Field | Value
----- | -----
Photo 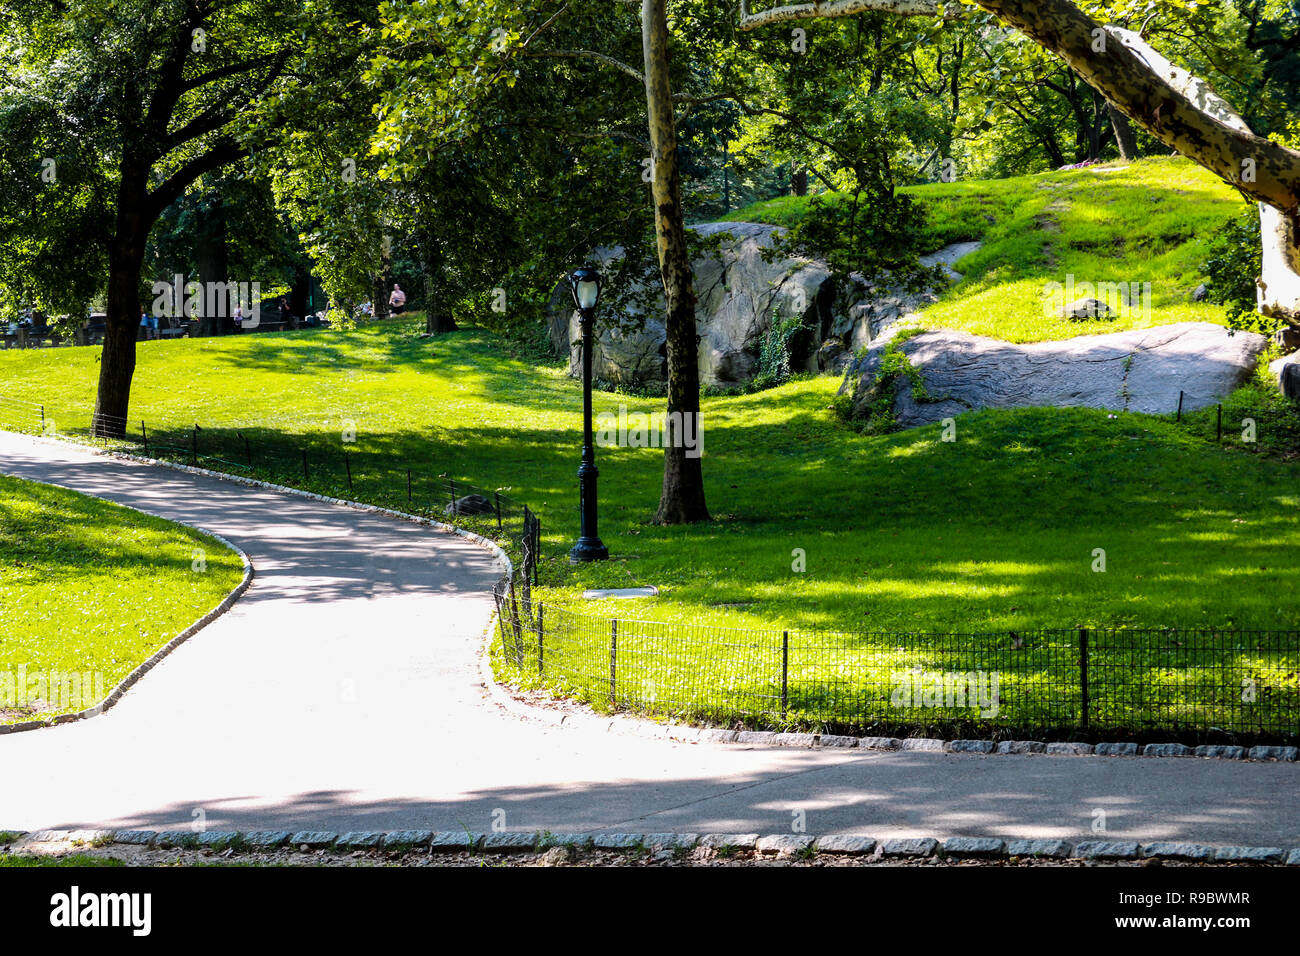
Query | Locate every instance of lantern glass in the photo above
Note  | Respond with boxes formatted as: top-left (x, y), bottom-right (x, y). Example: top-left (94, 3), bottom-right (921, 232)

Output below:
top-left (575, 279), bottom-right (600, 311)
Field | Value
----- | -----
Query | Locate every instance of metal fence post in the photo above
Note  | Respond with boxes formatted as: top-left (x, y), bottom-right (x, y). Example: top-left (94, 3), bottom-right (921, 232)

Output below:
top-left (537, 603), bottom-right (545, 676)
top-left (345, 450), bottom-right (353, 492)
top-left (242, 432), bottom-right (252, 468)
top-left (39, 405), bottom-right (45, 433)
top-left (448, 477), bottom-right (456, 511)
top-left (301, 448), bottom-right (309, 481)
top-left (191, 424), bottom-right (198, 464)
top-left (1176, 390), bottom-right (1184, 422)
top-left (141, 421), bottom-right (149, 458)
top-left (1079, 627), bottom-right (1090, 730)
top-left (493, 491), bottom-right (503, 532)
top-left (610, 619), bottom-right (618, 707)
top-left (407, 468), bottom-right (412, 504)
top-left (781, 630), bottom-right (789, 721)
top-left (1216, 404), bottom-right (1223, 442)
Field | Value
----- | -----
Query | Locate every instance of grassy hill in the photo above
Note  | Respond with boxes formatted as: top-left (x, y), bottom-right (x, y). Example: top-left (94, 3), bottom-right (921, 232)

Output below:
top-left (724, 156), bottom-right (1246, 343)
top-left (2, 318), bottom-right (1297, 638)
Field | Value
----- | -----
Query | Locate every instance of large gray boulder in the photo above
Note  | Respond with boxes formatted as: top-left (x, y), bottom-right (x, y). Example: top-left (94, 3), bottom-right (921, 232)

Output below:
top-left (841, 322), bottom-right (1268, 428)
top-left (548, 222), bottom-right (833, 389)
top-left (546, 223), bottom-right (980, 390)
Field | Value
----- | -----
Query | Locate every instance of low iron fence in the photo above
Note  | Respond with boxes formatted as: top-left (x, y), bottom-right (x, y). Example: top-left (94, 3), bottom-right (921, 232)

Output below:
top-left (494, 607), bottom-right (1300, 743)
top-left (1172, 391), bottom-right (1300, 450)
top-left (0, 394), bottom-right (540, 590)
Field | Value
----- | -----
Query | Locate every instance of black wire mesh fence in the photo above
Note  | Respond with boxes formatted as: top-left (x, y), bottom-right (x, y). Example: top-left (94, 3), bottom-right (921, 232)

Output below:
top-left (494, 605), bottom-right (1300, 744)
top-left (1172, 391), bottom-right (1300, 452)
top-left (0, 392), bottom-right (540, 584)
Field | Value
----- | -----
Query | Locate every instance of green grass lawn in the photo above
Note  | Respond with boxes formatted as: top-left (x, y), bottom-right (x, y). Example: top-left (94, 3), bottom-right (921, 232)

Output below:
top-left (2, 319), bottom-right (1295, 638)
top-left (1, 154), bottom-right (1295, 735)
top-left (725, 156), bottom-right (1243, 343)
top-left (0, 474), bottom-right (244, 724)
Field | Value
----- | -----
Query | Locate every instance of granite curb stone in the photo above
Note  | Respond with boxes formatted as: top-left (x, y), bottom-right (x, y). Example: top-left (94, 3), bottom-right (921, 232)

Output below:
top-left (1006, 839), bottom-right (1074, 859)
top-left (881, 838), bottom-right (939, 858)
top-left (1075, 841), bottom-right (1141, 860)
top-left (1215, 845), bottom-right (1284, 863)
top-left (1046, 742), bottom-right (1094, 756)
top-left (592, 833), bottom-right (644, 850)
top-left (755, 834), bottom-right (814, 856)
top-left (381, 830), bottom-right (433, 849)
top-left (699, 833), bottom-right (758, 850)
top-left (1195, 745), bottom-right (1245, 759)
top-left (948, 740), bottom-right (995, 754)
top-left (643, 833), bottom-right (699, 850)
top-left (813, 835), bottom-right (877, 855)
top-left (1248, 746), bottom-right (1297, 761)
top-left (997, 741), bottom-right (1046, 754)
top-left (1094, 743), bottom-right (1138, 756)
top-left (430, 831), bottom-right (482, 851)
top-left (480, 832), bottom-right (539, 852)
top-left (1143, 743), bottom-right (1192, 758)
top-left (942, 837), bottom-right (1006, 857)
top-left (900, 738), bottom-right (946, 752)
top-left (244, 831), bottom-right (293, 847)
top-left (337, 832), bottom-right (385, 849)
top-left (1141, 842), bottom-right (1216, 861)
top-left (290, 831), bottom-right (339, 849)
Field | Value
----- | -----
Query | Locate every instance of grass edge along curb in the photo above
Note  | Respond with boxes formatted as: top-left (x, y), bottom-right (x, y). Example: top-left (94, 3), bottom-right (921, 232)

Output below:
top-left (3, 829), bottom-right (1298, 865)
top-left (0, 472), bottom-right (253, 735)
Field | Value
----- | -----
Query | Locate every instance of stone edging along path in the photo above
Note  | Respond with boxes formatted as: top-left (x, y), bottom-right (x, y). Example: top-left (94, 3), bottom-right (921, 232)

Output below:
top-left (4, 828), bottom-right (1299, 865)
top-left (0, 474), bottom-right (254, 736)
top-left (13, 434), bottom-right (1300, 766)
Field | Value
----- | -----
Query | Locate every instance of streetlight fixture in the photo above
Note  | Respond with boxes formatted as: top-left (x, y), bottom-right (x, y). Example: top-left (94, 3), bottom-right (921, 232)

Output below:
top-left (567, 265), bottom-right (609, 563)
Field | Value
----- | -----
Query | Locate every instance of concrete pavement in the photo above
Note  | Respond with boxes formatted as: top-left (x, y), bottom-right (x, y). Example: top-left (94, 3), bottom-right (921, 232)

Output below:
top-left (1, 431), bottom-right (1297, 846)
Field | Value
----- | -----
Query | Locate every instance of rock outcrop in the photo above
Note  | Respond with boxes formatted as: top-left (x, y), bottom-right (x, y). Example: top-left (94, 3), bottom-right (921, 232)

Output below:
top-left (841, 322), bottom-right (1268, 429)
top-left (546, 222), bottom-right (979, 390)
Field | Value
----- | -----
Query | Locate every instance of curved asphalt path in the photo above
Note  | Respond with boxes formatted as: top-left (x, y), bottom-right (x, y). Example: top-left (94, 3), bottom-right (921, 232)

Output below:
top-left (1, 431), bottom-right (1297, 846)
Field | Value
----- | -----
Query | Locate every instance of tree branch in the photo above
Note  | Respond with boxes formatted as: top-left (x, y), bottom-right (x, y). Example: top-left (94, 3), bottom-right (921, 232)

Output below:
top-left (738, 0), bottom-right (955, 30)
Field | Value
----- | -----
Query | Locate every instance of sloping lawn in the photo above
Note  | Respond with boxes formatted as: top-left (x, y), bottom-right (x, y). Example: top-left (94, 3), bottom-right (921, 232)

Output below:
top-left (1, 320), bottom-right (1296, 635)
top-left (0, 474), bottom-right (244, 724)
top-left (3, 318), bottom-right (1297, 735)
top-left (726, 155), bottom-right (1243, 343)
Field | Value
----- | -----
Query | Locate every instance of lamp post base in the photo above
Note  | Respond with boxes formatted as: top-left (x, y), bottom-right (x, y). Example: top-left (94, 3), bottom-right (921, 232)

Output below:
top-left (569, 538), bottom-right (609, 564)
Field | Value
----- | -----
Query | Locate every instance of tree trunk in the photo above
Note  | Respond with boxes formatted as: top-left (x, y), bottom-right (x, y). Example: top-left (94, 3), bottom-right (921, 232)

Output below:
top-left (94, 244), bottom-right (145, 438)
top-left (1108, 103), bottom-right (1138, 160)
top-left (375, 233), bottom-right (392, 321)
top-left (643, 0), bottom-right (709, 524)
top-left (1260, 203), bottom-right (1300, 327)
top-left (195, 200), bottom-right (228, 336)
top-left (420, 232), bottom-right (457, 334)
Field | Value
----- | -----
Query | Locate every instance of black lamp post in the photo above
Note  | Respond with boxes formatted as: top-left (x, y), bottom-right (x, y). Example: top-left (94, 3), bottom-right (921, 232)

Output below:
top-left (568, 265), bottom-right (609, 563)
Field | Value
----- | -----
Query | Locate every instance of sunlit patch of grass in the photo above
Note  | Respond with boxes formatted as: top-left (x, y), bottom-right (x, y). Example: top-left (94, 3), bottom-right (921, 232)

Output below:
top-left (0, 475), bottom-right (243, 723)
top-left (728, 156), bottom-right (1242, 343)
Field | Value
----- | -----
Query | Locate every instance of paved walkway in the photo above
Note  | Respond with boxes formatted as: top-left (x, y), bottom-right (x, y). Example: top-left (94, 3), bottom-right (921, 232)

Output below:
top-left (1, 432), bottom-right (1297, 845)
